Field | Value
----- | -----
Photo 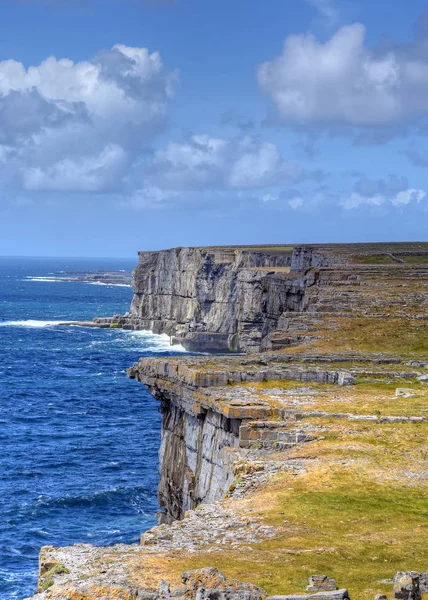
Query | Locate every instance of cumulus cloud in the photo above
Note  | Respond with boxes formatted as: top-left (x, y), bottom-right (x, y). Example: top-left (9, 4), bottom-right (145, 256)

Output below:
top-left (257, 23), bottom-right (428, 133)
top-left (24, 144), bottom-right (129, 192)
top-left (340, 175), bottom-right (426, 209)
top-left (0, 44), bottom-right (177, 192)
top-left (266, 176), bottom-right (427, 213)
top-left (289, 196), bottom-right (305, 210)
top-left (121, 134), bottom-right (325, 209)
top-left (354, 175), bottom-right (410, 197)
top-left (342, 177), bottom-right (426, 209)
top-left (126, 186), bottom-right (179, 210)
top-left (261, 193), bottom-right (279, 203)
top-left (145, 134), bottom-right (306, 191)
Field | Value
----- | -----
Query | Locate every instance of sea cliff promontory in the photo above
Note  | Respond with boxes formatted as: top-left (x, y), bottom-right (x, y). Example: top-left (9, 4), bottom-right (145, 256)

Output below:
top-left (28, 243), bottom-right (428, 600)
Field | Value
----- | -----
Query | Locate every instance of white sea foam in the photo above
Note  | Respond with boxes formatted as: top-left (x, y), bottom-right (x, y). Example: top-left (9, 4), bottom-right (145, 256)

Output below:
top-left (24, 277), bottom-right (131, 287)
top-left (124, 330), bottom-right (188, 353)
top-left (0, 320), bottom-right (64, 328)
top-left (24, 276), bottom-right (61, 283)
top-left (88, 282), bottom-right (132, 288)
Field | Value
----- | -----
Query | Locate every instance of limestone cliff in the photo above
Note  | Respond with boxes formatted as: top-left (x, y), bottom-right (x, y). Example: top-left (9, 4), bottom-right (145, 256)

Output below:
top-left (85, 242), bottom-right (428, 354)
top-left (128, 246), bottom-right (294, 353)
top-left (28, 242), bottom-right (428, 600)
top-left (127, 354), bottom-right (356, 522)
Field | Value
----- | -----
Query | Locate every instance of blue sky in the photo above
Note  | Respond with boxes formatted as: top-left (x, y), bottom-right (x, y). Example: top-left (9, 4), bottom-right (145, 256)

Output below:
top-left (0, 0), bottom-right (427, 256)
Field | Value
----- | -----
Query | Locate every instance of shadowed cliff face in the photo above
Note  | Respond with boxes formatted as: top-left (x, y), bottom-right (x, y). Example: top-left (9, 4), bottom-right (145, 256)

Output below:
top-left (158, 401), bottom-right (239, 522)
top-left (129, 246), bottom-right (300, 353)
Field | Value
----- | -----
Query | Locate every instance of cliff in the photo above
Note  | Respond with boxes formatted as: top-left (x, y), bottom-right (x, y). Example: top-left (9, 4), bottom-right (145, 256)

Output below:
top-left (76, 242), bottom-right (428, 355)
top-left (127, 354), bottom-right (356, 522)
top-left (28, 351), bottom-right (428, 600)
top-left (27, 242), bottom-right (428, 600)
top-left (128, 246), bottom-right (295, 352)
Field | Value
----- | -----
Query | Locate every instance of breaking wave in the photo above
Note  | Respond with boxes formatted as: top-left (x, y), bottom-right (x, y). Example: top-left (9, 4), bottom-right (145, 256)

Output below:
top-left (124, 330), bottom-right (187, 353)
top-left (24, 276), bottom-right (61, 282)
top-left (0, 319), bottom-right (65, 328)
top-left (24, 277), bottom-right (131, 287)
top-left (88, 282), bottom-right (131, 288)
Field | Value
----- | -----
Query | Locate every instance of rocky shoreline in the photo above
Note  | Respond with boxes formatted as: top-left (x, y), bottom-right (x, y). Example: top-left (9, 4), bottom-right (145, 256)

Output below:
top-left (26, 243), bottom-right (428, 600)
top-left (33, 270), bottom-right (133, 287)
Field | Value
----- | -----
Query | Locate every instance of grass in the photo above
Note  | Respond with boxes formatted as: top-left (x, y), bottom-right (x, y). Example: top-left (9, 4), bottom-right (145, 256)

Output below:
top-left (299, 317), bottom-right (428, 357)
top-left (40, 563), bottom-right (70, 591)
top-left (160, 468), bottom-right (428, 599)
top-left (398, 255), bottom-right (428, 264)
top-left (48, 585), bottom-right (138, 599)
top-left (350, 254), bottom-right (396, 265)
top-left (242, 245), bottom-right (294, 256)
top-left (150, 417), bottom-right (428, 600)
top-left (245, 378), bottom-right (428, 418)
top-left (348, 252), bottom-right (428, 264)
top-left (41, 372), bottom-right (428, 600)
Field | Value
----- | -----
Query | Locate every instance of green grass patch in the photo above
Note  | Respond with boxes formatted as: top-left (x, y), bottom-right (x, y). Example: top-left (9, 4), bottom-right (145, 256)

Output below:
top-left (168, 468), bottom-right (428, 600)
top-left (40, 563), bottom-right (70, 591)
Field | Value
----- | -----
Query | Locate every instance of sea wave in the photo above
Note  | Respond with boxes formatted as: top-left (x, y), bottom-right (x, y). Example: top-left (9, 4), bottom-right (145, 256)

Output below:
top-left (0, 320), bottom-right (65, 328)
top-left (35, 485), bottom-right (151, 509)
top-left (88, 282), bottom-right (132, 288)
top-left (24, 276), bottom-right (61, 283)
top-left (124, 330), bottom-right (187, 353)
top-left (24, 276), bottom-right (131, 287)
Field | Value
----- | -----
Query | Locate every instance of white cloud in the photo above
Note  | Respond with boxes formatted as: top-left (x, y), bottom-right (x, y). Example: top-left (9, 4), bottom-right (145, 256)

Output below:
top-left (342, 188), bottom-right (426, 209)
top-left (257, 23), bottom-right (428, 129)
top-left (261, 193), bottom-right (279, 203)
top-left (341, 193), bottom-right (385, 210)
top-left (120, 134), bottom-right (320, 210)
top-left (392, 188), bottom-right (426, 206)
top-left (289, 196), bottom-right (304, 210)
top-left (146, 134), bottom-right (304, 192)
top-left (126, 186), bottom-right (179, 209)
top-left (24, 144), bottom-right (129, 192)
top-left (0, 44), bottom-right (177, 193)
top-left (0, 45), bottom-right (175, 123)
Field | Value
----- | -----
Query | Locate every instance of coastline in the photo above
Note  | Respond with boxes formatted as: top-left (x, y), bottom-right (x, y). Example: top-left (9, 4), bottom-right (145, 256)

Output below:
top-left (26, 243), bottom-right (428, 600)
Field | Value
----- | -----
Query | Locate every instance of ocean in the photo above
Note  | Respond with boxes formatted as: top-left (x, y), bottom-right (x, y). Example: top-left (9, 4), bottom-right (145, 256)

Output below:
top-left (0, 257), bottom-right (186, 600)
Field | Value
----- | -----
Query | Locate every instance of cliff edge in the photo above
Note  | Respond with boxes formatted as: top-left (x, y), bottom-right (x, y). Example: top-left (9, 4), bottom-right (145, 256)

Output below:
top-left (27, 242), bottom-right (428, 600)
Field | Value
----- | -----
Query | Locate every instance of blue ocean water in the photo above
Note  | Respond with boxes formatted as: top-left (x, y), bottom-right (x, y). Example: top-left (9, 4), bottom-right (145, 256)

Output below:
top-left (0, 257), bottom-right (186, 600)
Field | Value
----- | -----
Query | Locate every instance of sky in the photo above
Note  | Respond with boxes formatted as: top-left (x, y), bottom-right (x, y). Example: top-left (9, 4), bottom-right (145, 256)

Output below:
top-left (0, 0), bottom-right (428, 257)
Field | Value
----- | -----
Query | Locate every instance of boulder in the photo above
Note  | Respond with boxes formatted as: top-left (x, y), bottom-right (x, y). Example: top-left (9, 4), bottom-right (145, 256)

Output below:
top-left (307, 576), bottom-right (337, 592)
top-left (181, 569), bottom-right (267, 600)
top-left (393, 573), bottom-right (421, 600)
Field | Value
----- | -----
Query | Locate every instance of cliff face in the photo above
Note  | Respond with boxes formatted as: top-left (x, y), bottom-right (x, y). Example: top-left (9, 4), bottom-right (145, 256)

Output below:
top-left (123, 243), bottom-right (428, 353)
top-left (69, 242), bottom-right (428, 354)
top-left (127, 355), bottom-right (356, 522)
top-left (157, 401), bottom-right (239, 522)
top-left (128, 247), bottom-right (296, 352)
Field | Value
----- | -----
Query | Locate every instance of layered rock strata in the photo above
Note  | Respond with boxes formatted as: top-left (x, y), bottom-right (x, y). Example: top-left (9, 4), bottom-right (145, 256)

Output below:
top-left (63, 243), bottom-right (428, 353)
top-left (127, 354), bottom-right (359, 521)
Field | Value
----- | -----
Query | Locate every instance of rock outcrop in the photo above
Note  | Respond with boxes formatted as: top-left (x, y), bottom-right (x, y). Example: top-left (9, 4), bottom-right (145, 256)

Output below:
top-left (127, 354), bottom-right (360, 521)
